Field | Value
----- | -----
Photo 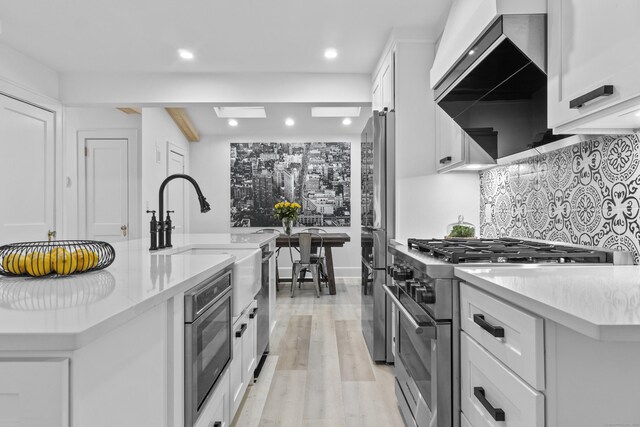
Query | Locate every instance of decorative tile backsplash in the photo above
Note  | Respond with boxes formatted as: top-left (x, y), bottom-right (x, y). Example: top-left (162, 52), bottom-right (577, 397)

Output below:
top-left (479, 134), bottom-right (640, 263)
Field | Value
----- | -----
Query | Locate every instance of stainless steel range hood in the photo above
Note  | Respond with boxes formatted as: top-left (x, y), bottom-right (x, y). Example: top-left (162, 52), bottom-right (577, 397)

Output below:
top-left (434, 14), bottom-right (568, 160)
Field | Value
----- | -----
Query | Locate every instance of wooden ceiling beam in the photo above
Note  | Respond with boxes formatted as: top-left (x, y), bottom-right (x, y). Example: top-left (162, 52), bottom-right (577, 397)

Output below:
top-left (117, 107), bottom-right (141, 115)
top-left (165, 107), bottom-right (200, 142)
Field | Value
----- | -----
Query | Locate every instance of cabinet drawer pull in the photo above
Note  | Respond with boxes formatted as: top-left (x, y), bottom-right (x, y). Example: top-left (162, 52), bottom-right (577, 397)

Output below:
top-left (235, 323), bottom-right (248, 338)
top-left (569, 85), bottom-right (614, 109)
top-left (474, 387), bottom-right (505, 421)
top-left (473, 314), bottom-right (505, 338)
top-left (249, 307), bottom-right (259, 319)
top-left (439, 156), bottom-right (452, 164)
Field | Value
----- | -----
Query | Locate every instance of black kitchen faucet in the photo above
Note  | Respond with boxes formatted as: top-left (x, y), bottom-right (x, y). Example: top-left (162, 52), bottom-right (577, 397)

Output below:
top-left (147, 174), bottom-right (211, 251)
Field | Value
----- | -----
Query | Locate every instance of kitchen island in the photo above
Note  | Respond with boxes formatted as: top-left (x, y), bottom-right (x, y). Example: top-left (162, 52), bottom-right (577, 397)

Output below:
top-left (456, 265), bottom-right (640, 427)
top-left (0, 233), bottom-right (276, 427)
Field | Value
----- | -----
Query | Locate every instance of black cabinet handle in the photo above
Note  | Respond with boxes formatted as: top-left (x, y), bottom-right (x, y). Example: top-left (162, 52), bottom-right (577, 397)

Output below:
top-left (235, 323), bottom-right (247, 338)
top-left (569, 85), bottom-right (614, 109)
top-left (439, 156), bottom-right (452, 165)
top-left (249, 307), bottom-right (259, 319)
top-left (474, 387), bottom-right (505, 421)
top-left (473, 314), bottom-right (505, 338)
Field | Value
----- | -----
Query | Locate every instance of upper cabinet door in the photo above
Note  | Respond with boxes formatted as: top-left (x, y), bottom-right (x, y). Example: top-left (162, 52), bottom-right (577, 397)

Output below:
top-left (436, 105), bottom-right (465, 171)
top-left (0, 95), bottom-right (55, 244)
top-left (372, 50), bottom-right (395, 112)
top-left (379, 52), bottom-right (395, 111)
top-left (548, 0), bottom-right (640, 133)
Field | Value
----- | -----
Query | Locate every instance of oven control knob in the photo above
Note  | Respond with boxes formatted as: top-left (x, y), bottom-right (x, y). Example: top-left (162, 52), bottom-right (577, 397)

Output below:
top-left (405, 269), bottom-right (414, 281)
top-left (395, 268), bottom-right (413, 281)
top-left (407, 281), bottom-right (420, 297)
top-left (416, 287), bottom-right (435, 304)
top-left (394, 267), bottom-right (411, 281)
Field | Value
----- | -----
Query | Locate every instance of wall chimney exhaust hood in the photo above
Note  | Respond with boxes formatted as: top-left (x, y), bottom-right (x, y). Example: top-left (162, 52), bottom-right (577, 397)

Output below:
top-left (431, 0), bottom-right (568, 162)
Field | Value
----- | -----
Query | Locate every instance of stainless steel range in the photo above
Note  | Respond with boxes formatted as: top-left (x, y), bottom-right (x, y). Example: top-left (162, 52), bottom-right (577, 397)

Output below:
top-left (387, 238), bottom-right (632, 427)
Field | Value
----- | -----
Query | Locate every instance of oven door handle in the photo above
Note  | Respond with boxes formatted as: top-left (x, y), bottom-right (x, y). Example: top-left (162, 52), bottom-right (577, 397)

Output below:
top-left (383, 284), bottom-right (437, 337)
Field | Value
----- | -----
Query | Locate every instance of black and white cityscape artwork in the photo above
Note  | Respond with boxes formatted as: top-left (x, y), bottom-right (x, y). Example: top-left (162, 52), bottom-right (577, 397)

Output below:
top-left (230, 142), bottom-right (351, 227)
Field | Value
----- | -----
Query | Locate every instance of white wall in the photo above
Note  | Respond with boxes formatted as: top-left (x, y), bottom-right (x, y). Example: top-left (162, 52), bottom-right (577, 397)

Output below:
top-left (189, 134), bottom-right (361, 278)
top-left (393, 41), bottom-right (480, 242)
top-left (62, 107), bottom-right (142, 238)
top-left (0, 42), bottom-right (59, 100)
top-left (141, 108), bottom-right (191, 231)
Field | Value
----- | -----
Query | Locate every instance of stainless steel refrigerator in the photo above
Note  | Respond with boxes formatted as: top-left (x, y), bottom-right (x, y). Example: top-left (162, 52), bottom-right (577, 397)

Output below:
top-left (361, 110), bottom-right (395, 363)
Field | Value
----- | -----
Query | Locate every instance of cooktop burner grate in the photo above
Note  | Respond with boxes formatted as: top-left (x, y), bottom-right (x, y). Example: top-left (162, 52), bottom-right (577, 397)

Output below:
top-left (407, 238), bottom-right (608, 264)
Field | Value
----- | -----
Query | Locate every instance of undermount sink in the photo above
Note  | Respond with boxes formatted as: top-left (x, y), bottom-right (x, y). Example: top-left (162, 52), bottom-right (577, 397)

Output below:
top-left (169, 246), bottom-right (261, 317)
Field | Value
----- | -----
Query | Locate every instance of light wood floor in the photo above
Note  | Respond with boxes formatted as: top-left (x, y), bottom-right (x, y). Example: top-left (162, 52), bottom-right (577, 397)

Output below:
top-left (232, 278), bottom-right (405, 427)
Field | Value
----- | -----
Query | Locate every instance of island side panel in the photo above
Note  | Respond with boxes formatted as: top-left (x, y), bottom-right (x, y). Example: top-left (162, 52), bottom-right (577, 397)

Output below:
top-left (71, 301), bottom-right (170, 427)
top-left (546, 321), bottom-right (640, 427)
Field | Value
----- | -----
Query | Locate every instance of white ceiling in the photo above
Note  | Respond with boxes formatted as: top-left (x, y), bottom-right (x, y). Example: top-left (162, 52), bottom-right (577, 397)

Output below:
top-left (0, 0), bottom-right (452, 74)
top-left (184, 103), bottom-right (371, 137)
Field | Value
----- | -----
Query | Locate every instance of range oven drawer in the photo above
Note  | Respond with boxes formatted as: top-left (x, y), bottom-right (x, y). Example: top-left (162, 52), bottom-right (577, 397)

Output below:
top-left (460, 283), bottom-right (545, 390)
top-left (461, 331), bottom-right (544, 427)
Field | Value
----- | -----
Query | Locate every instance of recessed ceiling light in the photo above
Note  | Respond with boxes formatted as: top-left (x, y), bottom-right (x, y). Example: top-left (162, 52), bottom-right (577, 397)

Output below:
top-left (178, 49), bottom-right (194, 60)
top-left (214, 106), bottom-right (267, 118)
top-left (635, 110), bottom-right (640, 117)
top-left (324, 48), bottom-right (338, 59)
top-left (228, 119), bottom-right (238, 127)
top-left (285, 118), bottom-right (295, 127)
top-left (468, 49), bottom-right (475, 56)
top-left (342, 118), bottom-right (352, 126)
top-left (312, 107), bottom-right (361, 117)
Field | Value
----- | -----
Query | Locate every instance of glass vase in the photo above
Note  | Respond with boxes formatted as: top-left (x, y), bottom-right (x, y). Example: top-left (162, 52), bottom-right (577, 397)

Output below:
top-left (282, 218), bottom-right (293, 235)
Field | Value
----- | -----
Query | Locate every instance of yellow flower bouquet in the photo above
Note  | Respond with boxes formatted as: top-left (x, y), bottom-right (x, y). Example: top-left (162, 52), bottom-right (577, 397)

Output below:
top-left (273, 201), bottom-right (301, 221)
top-left (274, 201), bottom-right (301, 235)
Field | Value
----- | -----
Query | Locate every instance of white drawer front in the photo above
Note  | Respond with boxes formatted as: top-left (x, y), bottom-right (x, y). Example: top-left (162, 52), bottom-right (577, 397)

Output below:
top-left (461, 332), bottom-right (544, 427)
top-left (460, 283), bottom-right (544, 390)
top-left (461, 411), bottom-right (473, 427)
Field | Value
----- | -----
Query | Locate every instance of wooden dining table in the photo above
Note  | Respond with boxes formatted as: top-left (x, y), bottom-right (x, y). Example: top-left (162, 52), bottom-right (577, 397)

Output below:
top-left (275, 232), bottom-right (351, 295)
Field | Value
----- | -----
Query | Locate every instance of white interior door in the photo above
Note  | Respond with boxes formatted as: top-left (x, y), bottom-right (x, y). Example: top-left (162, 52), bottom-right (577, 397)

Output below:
top-left (0, 94), bottom-right (55, 245)
top-left (166, 148), bottom-right (186, 234)
top-left (86, 139), bottom-right (129, 242)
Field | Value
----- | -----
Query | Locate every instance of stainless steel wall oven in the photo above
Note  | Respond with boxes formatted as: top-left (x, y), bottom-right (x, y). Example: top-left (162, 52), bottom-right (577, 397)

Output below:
top-left (184, 267), bottom-right (233, 427)
top-left (384, 266), bottom-right (453, 427)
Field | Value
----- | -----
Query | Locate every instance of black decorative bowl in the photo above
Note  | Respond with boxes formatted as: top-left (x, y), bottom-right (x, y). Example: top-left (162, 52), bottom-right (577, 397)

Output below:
top-left (0, 240), bottom-right (116, 277)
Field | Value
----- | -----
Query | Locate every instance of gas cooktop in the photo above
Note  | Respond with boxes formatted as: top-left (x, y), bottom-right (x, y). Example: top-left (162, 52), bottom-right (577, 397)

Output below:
top-left (407, 238), bottom-right (609, 264)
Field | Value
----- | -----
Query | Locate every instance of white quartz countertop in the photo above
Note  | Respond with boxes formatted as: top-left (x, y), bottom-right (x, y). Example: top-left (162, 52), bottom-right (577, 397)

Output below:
top-left (455, 265), bottom-right (640, 342)
top-left (0, 233), bottom-right (276, 351)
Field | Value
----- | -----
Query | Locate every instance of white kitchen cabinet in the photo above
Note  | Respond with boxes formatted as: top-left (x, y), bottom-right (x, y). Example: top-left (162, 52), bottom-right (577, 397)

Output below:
top-left (0, 359), bottom-right (69, 427)
top-left (461, 332), bottom-right (544, 427)
top-left (269, 241), bottom-right (277, 335)
top-left (436, 106), bottom-right (495, 172)
top-left (548, 0), bottom-right (640, 133)
top-left (229, 300), bottom-right (257, 420)
top-left (372, 50), bottom-right (394, 112)
top-left (460, 284), bottom-right (545, 390)
top-left (243, 302), bottom-right (257, 381)
top-left (436, 105), bottom-right (465, 171)
top-left (194, 370), bottom-right (230, 427)
top-left (460, 277), bottom-right (640, 427)
top-left (372, 79), bottom-right (382, 112)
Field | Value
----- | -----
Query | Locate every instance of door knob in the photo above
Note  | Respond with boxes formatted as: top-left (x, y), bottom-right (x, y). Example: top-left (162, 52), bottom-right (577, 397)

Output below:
top-left (121, 225), bottom-right (128, 237)
top-left (47, 230), bottom-right (56, 242)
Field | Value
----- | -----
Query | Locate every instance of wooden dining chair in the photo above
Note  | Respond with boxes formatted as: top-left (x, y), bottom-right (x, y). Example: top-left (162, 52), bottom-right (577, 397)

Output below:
top-left (301, 227), bottom-right (329, 287)
top-left (254, 228), bottom-right (282, 290)
top-left (290, 232), bottom-right (323, 298)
